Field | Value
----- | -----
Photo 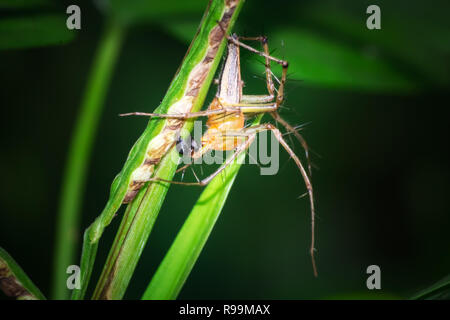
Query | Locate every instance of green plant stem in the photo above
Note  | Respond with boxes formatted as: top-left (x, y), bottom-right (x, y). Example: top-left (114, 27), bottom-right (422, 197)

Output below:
top-left (51, 19), bottom-right (125, 300)
top-left (91, 0), bottom-right (244, 300)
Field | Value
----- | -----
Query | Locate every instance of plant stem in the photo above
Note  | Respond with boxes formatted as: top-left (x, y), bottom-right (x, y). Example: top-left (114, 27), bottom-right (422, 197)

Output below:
top-left (91, 0), bottom-right (244, 300)
top-left (91, 149), bottom-right (180, 300)
top-left (51, 19), bottom-right (125, 300)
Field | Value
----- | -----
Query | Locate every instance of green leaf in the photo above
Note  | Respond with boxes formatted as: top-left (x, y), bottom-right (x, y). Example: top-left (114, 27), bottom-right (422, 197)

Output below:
top-left (0, 247), bottom-right (46, 300)
top-left (141, 112), bottom-right (260, 300)
top-left (0, 0), bottom-right (52, 9)
top-left (0, 14), bottom-right (75, 50)
top-left (109, 0), bottom-right (206, 25)
top-left (86, 0), bottom-right (245, 300)
top-left (249, 28), bottom-right (416, 92)
top-left (141, 151), bottom-right (246, 300)
top-left (411, 274), bottom-right (450, 300)
top-left (297, 0), bottom-right (450, 88)
top-left (52, 18), bottom-right (125, 300)
top-left (90, 149), bottom-right (181, 300)
top-left (163, 19), bottom-right (200, 43)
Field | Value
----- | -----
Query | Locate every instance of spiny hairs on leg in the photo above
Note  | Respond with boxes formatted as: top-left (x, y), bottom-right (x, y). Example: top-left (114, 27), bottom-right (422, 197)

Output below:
top-left (268, 111), bottom-right (317, 275)
top-left (270, 111), bottom-right (313, 177)
top-left (266, 123), bottom-right (317, 277)
top-left (244, 123), bottom-right (317, 277)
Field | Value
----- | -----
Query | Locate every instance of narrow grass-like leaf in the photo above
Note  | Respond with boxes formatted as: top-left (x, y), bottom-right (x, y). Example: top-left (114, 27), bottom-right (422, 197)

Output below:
top-left (164, 19), bottom-right (200, 43)
top-left (109, 0), bottom-right (205, 25)
top-left (411, 274), bottom-right (450, 300)
top-left (0, 247), bottom-right (46, 300)
top-left (90, 0), bottom-right (245, 300)
top-left (142, 154), bottom-right (245, 300)
top-left (141, 115), bottom-right (261, 300)
top-left (249, 28), bottom-right (416, 92)
top-left (0, 0), bottom-right (51, 9)
top-left (91, 149), bottom-right (180, 299)
top-left (300, 0), bottom-right (450, 87)
top-left (52, 19), bottom-right (125, 300)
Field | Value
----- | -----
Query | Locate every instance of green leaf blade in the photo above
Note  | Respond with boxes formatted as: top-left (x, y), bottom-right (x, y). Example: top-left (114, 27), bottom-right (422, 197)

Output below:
top-left (54, 19), bottom-right (125, 300)
top-left (109, 0), bottom-right (206, 26)
top-left (89, 0), bottom-right (246, 300)
top-left (249, 28), bottom-right (417, 93)
top-left (142, 152), bottom-right (245, 300)
top-left (411, 274), bottom-right (450, 300)
top-left (0, 247), bottom-right (46, 300)
top-left (0, 14), bottom-right (75, 50)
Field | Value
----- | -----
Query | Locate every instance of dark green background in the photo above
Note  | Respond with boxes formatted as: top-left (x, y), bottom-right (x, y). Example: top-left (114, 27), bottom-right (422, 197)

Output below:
top-left (1, 0), bottom-right (449, 299)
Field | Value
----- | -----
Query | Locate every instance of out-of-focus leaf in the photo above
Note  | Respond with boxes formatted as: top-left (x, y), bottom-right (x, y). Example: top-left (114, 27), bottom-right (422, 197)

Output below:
top-left (163, 19), bottom-right (200, 43)
top-left (249, 28), bottom-right (417, 92)
top-left (109, 0), bottom-right (205, 25)
top-left (411, 274), bottom-right (450, 300)
top-left (298, 0), bottom-right (450, 88)
top-left (0, 14), bottom-right (75, 50)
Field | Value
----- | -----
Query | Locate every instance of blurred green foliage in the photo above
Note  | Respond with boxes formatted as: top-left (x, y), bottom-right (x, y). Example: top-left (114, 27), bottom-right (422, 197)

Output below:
top-left (0, 0), bottom-right (449, 299)
top-left (412, 274), bottom-right (450, 300)
top-left (0, 1), bottom-right (74, 50)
